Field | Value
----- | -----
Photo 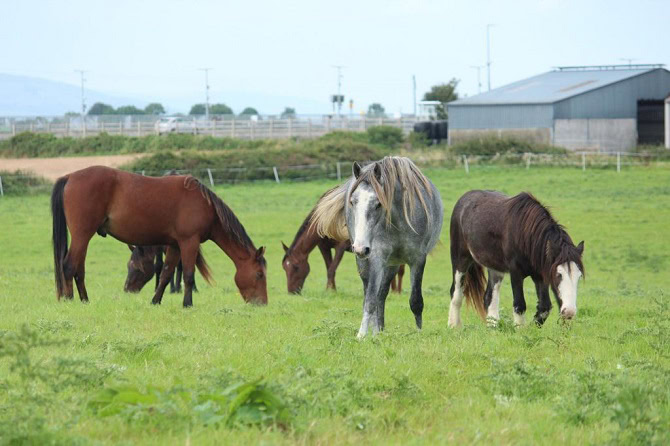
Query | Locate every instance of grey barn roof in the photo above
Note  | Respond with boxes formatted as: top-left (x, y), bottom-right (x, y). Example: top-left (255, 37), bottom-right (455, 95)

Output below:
top-left (449, 67), bottom-right (667, 106)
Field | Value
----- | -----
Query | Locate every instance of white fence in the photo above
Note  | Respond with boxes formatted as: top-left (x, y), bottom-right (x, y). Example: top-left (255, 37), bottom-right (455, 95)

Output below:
top-left (0, 115), bottom-right (418, 140)
top-left (2, 151), bottom-right (668, 197)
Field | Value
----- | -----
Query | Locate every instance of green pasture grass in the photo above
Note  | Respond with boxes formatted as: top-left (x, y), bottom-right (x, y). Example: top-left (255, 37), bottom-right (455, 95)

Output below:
top-left (1, 165), bottom-right (669, 445)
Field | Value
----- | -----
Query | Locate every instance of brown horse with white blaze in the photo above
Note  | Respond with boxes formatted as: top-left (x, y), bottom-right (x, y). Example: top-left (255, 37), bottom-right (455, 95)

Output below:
top-left (51, 166), bottom-right (267, 307)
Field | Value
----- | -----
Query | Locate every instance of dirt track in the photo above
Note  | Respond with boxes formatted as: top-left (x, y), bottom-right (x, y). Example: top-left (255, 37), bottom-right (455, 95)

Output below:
top-left (0, 154), bottom-right (145, 180)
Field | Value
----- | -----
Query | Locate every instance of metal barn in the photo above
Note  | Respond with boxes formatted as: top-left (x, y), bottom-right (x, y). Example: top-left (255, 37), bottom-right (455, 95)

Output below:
top-left (447, 64), bottom-right (670, 151)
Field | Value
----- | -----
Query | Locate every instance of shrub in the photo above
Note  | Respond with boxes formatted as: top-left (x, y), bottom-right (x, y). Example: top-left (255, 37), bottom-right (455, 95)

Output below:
top-left (366, 126), bottom-right (404, 147)
top-left (0, 170), bottom-right (51, 195)
top-left (450, 136), bottom-right (567, 156)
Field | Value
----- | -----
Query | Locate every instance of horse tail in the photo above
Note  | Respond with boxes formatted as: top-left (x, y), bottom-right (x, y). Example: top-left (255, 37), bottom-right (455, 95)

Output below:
top-left (463, 262), bottom-right (487, 320)
top-left (51, 176), bottom-right (69, 298)
top-left (195, 248), bottom-right (214, 285)
top-left (311, 184), bottom-right (349, 242)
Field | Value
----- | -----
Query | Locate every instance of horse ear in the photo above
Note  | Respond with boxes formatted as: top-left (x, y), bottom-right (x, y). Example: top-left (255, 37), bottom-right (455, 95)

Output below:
top-left (353, 161), bottom-right (362, 179)
top-left (128, 245), bottom-right (135, 252)
top-left (281, 242), bottom-right (289, 253)
top-left (256, 246), bottom-right (266, 259)
top-left (577, 241), bottom-right (584, 255)
top-left (373, 163), bottom-right (382, 182)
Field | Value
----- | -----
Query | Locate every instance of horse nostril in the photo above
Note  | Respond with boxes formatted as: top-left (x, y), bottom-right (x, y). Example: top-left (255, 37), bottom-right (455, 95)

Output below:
top-left (363, 247), bottom-right (370, 256)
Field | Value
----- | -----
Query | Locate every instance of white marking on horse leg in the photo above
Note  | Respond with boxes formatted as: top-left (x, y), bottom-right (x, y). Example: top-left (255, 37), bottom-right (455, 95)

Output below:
top-left (448, 271), bottom-right (465, 328)
top-left (513, 311), bottom-right (526, 326)
top-left (357, 310), bottom-right (373, 338)
top-left (487, 279), bottom-right (502, 327)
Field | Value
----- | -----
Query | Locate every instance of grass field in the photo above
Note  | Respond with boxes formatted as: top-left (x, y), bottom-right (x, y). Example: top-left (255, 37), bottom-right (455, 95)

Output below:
top-left (1, 165), bottom-right (669, 445)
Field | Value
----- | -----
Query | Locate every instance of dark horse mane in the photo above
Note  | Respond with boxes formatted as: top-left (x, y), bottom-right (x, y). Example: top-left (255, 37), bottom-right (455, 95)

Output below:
top-left (184, 176), bottom-right (259, 257)
top-left (283, 208), bottom-right (316, 261)
top-left (505, 192), bottom-right (584, 282)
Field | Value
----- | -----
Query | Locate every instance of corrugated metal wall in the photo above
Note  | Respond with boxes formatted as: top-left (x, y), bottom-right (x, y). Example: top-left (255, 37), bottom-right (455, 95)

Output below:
top-left (448, 104), bottom-right (554, 129)
top-left (553, 69), bottom-right (670, 119)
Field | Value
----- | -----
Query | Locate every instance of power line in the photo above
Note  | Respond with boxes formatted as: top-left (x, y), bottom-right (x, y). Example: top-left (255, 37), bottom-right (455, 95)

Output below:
top-left (486, 24), bottom-right (495, 91)
top-left (198, 68), bottom-right (212, 118)
top-left (470, 65), bottom-right (484, 94)
top-left (332, 65), bottom-right (345, 116)
top-left (74, 69), bottom-right (87, 115)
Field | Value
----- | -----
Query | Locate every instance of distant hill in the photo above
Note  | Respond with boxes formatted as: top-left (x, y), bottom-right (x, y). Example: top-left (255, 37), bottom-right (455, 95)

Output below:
top-left (0, 73), bottom-right (332, 116)
top-left (0, 73), bottom-right (142, 116)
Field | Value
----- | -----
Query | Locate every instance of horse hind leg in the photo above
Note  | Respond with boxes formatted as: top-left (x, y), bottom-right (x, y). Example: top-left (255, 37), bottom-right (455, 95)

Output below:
top-left (448, 268), bottom-right (465, 328)
top-left (485, 270), bottom-right (504, 326)
top-left (409, 259), bottom-right (426, 329)
top-left (65, 236), bottom-right (92, 302)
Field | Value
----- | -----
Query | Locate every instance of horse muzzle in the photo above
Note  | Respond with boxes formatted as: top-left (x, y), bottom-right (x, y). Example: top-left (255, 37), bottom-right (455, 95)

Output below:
top-left (560, 306), bottom-right (576, 320)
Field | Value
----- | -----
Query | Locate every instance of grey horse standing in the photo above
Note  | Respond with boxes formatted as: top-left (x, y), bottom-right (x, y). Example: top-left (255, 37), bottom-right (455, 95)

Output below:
top-left (312, 156), bottom-right (443, 337)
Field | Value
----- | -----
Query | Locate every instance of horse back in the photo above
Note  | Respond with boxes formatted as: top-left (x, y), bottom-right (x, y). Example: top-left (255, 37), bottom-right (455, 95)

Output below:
top-left (64, 166), bottom-right (214, 246)
top-left (450, 190), bottom-right (509, 271)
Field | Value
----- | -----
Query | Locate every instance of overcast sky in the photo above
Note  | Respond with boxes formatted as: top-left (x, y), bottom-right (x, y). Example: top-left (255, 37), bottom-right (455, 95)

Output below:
top-left (1, 0), bottom-right (668, 115)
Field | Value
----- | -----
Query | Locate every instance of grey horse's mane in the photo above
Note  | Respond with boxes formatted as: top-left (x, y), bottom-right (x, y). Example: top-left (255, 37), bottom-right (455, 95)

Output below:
top-left (311, 156), bottom-right (433, 241)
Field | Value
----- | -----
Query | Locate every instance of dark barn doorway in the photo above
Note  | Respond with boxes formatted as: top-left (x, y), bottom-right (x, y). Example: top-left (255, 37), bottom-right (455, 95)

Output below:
top-left (637, 100), bottom-right (664, 145)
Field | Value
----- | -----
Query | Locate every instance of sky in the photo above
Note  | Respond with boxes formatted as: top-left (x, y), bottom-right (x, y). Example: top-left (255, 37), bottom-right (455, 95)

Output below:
top-left (1, 0), bottom-right (668, 115)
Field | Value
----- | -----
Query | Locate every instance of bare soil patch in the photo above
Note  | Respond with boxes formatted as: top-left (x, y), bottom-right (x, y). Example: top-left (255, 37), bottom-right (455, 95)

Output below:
top-left (0, 154), bottom-right (145, 180)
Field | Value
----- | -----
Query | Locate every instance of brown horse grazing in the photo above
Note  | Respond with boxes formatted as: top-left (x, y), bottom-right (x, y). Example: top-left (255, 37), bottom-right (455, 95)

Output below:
top-left (124, 245), bottom-right (196, 294)
top-left (448, 190), bottom-right (584, 328)
top-left (281, 207), bottom-right (405, 294)
top-left (51, 166), bottom-right (267, 307)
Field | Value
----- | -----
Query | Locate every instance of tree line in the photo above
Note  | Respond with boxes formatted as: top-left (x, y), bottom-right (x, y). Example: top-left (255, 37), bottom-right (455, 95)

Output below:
top-left (84, 79), bottom-right (460, 118)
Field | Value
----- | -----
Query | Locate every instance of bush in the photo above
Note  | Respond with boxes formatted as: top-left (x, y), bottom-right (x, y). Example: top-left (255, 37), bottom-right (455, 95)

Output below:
top-left (366, 126), bottom-right (404, 147)
top-left (0, 170), bottom-right (51, 195)
top-left (449, 136), bottom-right (567, 156)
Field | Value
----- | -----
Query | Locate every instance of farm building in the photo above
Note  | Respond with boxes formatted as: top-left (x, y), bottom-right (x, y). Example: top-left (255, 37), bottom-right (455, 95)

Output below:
top-left (447, 64), bottom-right (670, 151)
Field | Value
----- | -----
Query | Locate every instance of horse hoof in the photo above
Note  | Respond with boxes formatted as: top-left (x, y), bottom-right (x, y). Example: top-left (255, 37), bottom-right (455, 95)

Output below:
top-left (151, 300), bottom-right (161, 305)
top-left (415, 315), bottom-right (422, 329)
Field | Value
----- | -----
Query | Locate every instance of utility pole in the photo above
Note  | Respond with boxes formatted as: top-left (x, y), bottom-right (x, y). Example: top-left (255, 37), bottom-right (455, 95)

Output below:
top-left (75, 70), bottom-right (87, 115)
top-left (486, 24), bottom-right (495, 91)
top-left (332, 65), bottom-right (345, 116)
top-left (198, 68), bottom-right (212, 118)
top-left (412, 75), bottom-right (417, 116)
top-left (470, 65), bottom-right (483, 94)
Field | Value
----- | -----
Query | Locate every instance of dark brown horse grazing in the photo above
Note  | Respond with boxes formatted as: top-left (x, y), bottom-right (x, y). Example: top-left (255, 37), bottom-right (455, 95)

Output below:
top-left (281, 207), bottom-right (405, 294)
top-left (51, 166), bottom-right (267, 307)
top-left (124, 245), bottom-right (196, 294)
top-left (448, 190), bottom-right (584, 327)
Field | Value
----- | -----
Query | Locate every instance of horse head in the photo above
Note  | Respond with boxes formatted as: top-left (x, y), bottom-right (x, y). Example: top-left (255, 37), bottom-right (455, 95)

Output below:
top-left (282, 242), bottom-right (310, 294)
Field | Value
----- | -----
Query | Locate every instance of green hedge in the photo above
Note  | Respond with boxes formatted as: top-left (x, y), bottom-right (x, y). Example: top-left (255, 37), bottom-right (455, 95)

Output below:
top-left (449, 136), bottom-right (567, 156)
top-left (0, 170), bottom-right (52, 195)
top-left (0, 126), bottom-right (404, 158)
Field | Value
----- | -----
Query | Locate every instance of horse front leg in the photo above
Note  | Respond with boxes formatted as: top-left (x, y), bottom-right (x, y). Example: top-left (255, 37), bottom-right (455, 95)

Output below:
top-left (510, 271), bottom-right (527, 326)
top-left (326, 242), bottom-right (348, 291)
top-left (151, 246), bottom-right (180, 305)
top-left (533, 279), bottom-right (552, 326)
top-left (409, 259), bottom-right (426, 329)
top-left (357, 257), bottom-right (396, 338)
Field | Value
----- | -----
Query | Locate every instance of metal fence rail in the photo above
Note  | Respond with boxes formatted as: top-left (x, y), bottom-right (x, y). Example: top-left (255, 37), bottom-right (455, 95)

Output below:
top-left (0, 115), bottom-right (418, 140)
top-left (2, 151), bottom-right (668, 197)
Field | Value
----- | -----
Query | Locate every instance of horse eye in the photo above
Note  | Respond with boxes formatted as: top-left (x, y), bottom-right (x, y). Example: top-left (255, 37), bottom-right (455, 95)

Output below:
top-left (293, 265), bottom-right (299, 271)
top-left (256, 272), bottom-right (264, 279)
top-left (375, 202), bottom-right (381, 209)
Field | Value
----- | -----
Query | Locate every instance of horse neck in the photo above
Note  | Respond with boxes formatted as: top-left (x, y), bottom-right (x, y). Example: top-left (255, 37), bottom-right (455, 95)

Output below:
top-left (210, 219), bottom-right (255, 269)
top-left (290, 226), bottom-right (321, 260)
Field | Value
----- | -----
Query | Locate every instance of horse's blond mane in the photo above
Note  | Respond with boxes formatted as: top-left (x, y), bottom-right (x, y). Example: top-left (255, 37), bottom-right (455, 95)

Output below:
top-left (311, 156), bottom-right (433, 240)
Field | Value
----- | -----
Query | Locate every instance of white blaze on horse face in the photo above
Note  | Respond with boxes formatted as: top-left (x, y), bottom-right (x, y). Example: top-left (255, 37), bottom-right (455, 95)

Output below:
top-left (448, 271), bottom-right (465, 328)
top-left (351, 186), bottom-right (375, 257)
top-left (557, 261), bottom-right (582, 319)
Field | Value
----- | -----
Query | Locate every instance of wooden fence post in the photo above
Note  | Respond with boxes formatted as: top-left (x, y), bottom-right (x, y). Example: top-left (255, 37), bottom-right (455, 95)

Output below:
top-left (0, 175), bottom-right (4, 197)
top-left (582, 153), bottom-right (586, 171)
top-left (463, 155), bottom-right (469, 174)
top-left (617, 152), bottom-right (621, 173)
top-left (207, 168), bottom-right (214, 187)
top-left (273, 167), bottom-right (280, 183)
top-left (336, 162), bottom-right (341, 180)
